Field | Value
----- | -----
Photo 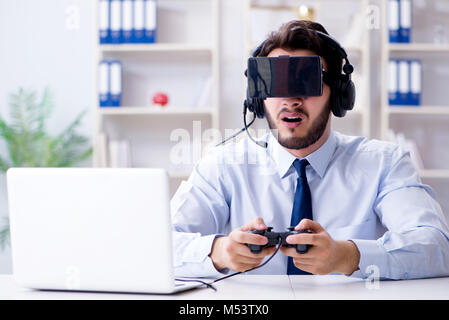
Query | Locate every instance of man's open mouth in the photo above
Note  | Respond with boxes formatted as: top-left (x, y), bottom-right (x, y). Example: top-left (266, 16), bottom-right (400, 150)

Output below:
top-left (282, 116), bottom-right (303, 123)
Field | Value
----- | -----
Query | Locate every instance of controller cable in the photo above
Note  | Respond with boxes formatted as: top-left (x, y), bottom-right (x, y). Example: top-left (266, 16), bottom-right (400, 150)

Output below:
top-left (175, 242), bottom-right (282, 292)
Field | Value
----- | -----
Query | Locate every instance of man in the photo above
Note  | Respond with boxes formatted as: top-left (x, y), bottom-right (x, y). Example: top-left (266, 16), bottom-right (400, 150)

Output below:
top-left (171, 20), bottom-right (449, 279)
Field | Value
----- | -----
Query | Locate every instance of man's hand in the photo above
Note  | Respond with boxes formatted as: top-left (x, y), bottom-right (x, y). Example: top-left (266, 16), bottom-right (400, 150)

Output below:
top-left (209, 217), bottom-right (276, 272)
top-left (280, 219), bottom-right (360, 275)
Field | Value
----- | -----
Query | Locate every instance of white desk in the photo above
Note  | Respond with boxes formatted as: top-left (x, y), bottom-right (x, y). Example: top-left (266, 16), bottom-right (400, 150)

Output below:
top-left (1, 274), bottom-right (449, 300)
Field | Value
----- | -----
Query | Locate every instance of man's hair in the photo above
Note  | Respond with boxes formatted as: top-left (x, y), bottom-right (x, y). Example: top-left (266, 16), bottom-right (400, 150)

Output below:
top-left (256, 20), bottom-right (343, 83)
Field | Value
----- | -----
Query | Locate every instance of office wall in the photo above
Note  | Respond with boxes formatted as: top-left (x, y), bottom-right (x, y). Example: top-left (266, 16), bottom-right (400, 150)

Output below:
top-left (0, 0), bottom-right (95, 273)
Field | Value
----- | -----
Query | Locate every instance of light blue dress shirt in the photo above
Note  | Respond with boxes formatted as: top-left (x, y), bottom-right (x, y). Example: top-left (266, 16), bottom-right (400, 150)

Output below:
top-left (171, 130), bottom-right (449, 279)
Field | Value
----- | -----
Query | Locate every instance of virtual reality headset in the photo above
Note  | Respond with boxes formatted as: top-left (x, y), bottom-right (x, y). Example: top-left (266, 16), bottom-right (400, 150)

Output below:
top-left (246, 55), bottom-right (329, 99)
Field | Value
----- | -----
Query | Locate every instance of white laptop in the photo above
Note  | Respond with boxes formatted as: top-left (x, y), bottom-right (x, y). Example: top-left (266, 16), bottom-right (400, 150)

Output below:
top-left (7, 168), bottom-right (203, 294)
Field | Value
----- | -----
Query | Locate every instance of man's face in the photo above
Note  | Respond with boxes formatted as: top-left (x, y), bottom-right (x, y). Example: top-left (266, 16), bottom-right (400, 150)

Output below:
top-left (264, 48), bottom-right (332, 150)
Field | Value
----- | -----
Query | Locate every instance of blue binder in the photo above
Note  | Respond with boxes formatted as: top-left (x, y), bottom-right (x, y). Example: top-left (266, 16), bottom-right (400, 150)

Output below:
top-left (110, 0), bottom-right (122, 44)
top-left (388, 0), bottom-right (400, 43)
top-left (99, 0), bottom-right (111, 44)
top-left (144, 0), bottom-right (157, 43)
top-left (398, 59), bottom-right (410, 105)
top-left (122, 0), bottom-right (134, 43)
top-left (133, 0), bottom-right (145, 43)
top-left (109, 60), bottom-right (122, 107)
top-left (99, 60), bottom-right (110, 107)
top-left (399, 0), bottom-right (412, 43)
top-left (388, 59), bottom-right (400, 106)
top-left (409, 59), bottom-right (422, 106)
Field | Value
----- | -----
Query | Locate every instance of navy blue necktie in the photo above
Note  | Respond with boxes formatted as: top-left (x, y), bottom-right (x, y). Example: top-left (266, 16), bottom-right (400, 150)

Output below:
top-left (287, 159), bottom-right (313, 275)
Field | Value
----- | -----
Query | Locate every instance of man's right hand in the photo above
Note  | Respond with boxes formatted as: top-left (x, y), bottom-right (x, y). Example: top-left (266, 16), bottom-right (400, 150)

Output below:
top-left (209, 217), bottom-right (277, 272)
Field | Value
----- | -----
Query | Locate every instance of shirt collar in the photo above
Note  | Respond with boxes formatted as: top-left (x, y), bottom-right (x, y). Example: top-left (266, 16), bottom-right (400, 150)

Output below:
top-left (268, 130), bottom-right (337, 179)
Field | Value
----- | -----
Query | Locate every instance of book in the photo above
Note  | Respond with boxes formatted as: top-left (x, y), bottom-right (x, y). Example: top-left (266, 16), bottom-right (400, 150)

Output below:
top-left (98, 0), bottom-right (110, 43)
top-left (399, 0), bottom-right (412, 43)
top-left (109, 60), bottom-right (122, 107)
top-left (388, 0), bottom-right (400, 43)
top-left (409, 59), bottom-right (422, 106)
top-left (388, 59), bottom-right (399, 105)
top-left (109, 0), bottom-right (122, 43)
top-left (144, 0), bottom-right (157, 43)
top-left (122, 0), bottom-right (133, 43)
top-left (95, 132), bottom-right (109, 167)
top-left (109, 140), bottom-right (132, 168)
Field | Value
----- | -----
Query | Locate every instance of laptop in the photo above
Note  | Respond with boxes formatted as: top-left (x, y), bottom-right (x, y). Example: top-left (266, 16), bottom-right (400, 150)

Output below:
top-left (7, 167), bottom-right (203, 294)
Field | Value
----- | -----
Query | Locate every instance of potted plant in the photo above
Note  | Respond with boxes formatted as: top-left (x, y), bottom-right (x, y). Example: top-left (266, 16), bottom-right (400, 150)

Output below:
top-left (0, 87), bottom-right (93, 250)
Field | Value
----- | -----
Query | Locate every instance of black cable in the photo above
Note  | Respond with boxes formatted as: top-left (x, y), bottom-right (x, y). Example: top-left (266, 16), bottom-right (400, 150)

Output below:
top-left (174, 278), bottom-right (217, 292)
top-left (175, 243), bottom-right (281, 292)
top-left (242, 105), bottom-right (268, 148)
top-left (215, 111), bottom-right (256, 147)
top-left (211, 242), bottom-right (282, 285)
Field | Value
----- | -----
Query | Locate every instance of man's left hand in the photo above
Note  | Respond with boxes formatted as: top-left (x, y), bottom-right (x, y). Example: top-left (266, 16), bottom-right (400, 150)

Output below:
top-left (280, 219), bottom-right (360, 275)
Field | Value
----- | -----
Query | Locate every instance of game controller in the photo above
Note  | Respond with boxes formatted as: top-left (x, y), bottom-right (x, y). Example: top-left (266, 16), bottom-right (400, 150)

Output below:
top-left (247, 227), bottom-right (312, 254)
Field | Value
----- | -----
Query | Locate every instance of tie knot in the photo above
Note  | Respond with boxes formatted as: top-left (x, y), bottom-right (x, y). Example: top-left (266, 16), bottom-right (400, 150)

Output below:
top-left (292, 159), bottom-right (309, 178)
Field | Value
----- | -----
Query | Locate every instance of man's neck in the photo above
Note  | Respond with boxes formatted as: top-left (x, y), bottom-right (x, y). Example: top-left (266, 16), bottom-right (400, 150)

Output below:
top-left (283, 125), bottom-right (331, 159)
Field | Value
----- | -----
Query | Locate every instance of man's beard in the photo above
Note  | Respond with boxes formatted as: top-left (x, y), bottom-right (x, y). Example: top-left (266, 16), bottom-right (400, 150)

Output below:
top-left (265, 102), bottom-right (331, 150)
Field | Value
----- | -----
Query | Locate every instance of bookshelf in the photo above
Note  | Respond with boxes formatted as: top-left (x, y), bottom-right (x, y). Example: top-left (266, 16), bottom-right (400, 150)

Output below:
top-left (388, 43), bottom-right (449, 52)
top-left (99, 106), bottom-right (215, 116)
top-left (379, 0), bottom-right (449, 213)
top-left (242, 0), bottom-right (372, 138)
top-left (99, 43), bottom-right (214, 52)
top-left (92, 0), bottom-right (220, 192)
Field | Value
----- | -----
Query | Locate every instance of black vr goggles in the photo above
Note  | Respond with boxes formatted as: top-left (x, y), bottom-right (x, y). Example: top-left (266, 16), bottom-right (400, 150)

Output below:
top-left (246, 55), bottom-right (329, 99)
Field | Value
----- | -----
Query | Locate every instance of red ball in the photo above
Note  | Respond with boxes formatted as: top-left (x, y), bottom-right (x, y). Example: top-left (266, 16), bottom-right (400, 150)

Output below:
top-left (152, 92), bottom-right (169, 106)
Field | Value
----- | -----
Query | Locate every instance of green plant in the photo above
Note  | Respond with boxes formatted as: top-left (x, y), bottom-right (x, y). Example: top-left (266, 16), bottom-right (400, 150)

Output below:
top-left (0, 87), bottom-right (93, 249)
top-left (0, 217), bottom-right (9, 251)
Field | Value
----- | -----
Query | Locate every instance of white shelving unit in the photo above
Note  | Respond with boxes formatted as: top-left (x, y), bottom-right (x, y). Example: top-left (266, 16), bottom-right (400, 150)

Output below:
top-left (99, 43), bottom-right (214, 52)
top-left (99, 106), bottom-right (215, 116)
top-left (380, 0), bottom-right (449, 181)
top-left (92, 0), bottom-right (220, 190)
top-left (242, 0), bottom-right (371, 138)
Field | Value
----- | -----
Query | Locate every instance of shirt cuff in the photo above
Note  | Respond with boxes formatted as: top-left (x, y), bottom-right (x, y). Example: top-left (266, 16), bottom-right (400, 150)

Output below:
top-left (348, 239), bottom-right (389, 279)
top-left (174, 233), bottom-right (228, 278)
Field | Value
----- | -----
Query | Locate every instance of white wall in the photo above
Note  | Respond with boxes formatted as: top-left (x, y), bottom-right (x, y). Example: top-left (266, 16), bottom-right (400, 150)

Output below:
top-left (0, 0), bottom-right (95, 273)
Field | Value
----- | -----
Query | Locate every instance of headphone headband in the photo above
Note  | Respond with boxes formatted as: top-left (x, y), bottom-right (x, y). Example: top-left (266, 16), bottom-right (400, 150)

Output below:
top-left (254, 28), bottom-right (353, 76)
top-left (246, 26), bottom-right (356, 118)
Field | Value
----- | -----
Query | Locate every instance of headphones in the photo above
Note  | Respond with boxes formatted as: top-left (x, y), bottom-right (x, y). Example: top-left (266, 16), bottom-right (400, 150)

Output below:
top-left (244, 29), bottom-right (356, 119)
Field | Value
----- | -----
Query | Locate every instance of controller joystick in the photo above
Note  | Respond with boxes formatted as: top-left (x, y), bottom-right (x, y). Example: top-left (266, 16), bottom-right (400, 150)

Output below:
top-left (247, 227), bottom-right (312, 254)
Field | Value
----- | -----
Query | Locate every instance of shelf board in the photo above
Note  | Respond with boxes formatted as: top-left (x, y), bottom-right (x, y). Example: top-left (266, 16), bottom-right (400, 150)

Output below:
top-left (248, 42), bottom-right (363, 54)
top-left (388, 43), bottom-right (449, 52)
top-left (168, 170), bottom-right (192, 179)
top-left (386, 106), bottom-right (449, 115)
top-left (348, 108), bottom-right (366, 115)
top-left (99, 43), bottom-right (213, 53)
top-left (419, 169), bottom-right (449, 179)
top-left (99, 106), bottom-right (215, 115)
top-left (343, 44), bottom-right (364, 52)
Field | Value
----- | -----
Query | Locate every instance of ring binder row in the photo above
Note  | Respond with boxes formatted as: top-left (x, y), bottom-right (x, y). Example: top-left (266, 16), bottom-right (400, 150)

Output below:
top-left (99, 60), bottom-right (122, 107)
top-left (388, 0), bottom-right (411, 43)
top-left (99, 0), bottom-right (157, 44)
top-left (388, 59), bottom-right (421, 106)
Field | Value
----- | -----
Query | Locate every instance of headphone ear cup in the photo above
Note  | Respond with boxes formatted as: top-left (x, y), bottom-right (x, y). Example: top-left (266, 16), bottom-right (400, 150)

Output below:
top-left (330, 78), bottom-right (344, 118)
top-left (342, 79), bottom-right (356, 112)
top-left (330, 76), bottom-right (355, 118)
top-left (245, 98), bottom-right (265, 118)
